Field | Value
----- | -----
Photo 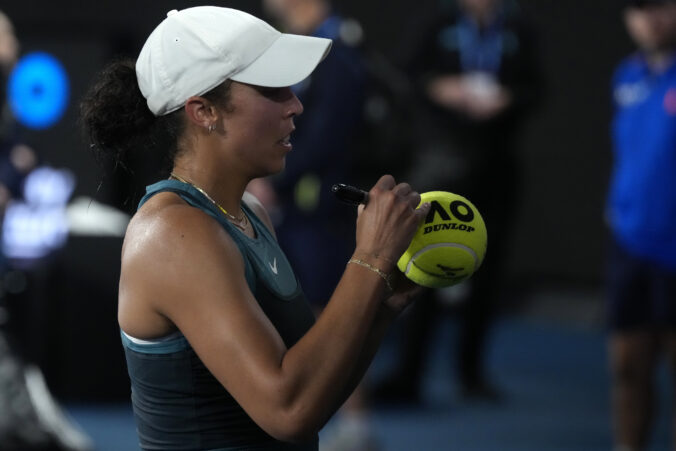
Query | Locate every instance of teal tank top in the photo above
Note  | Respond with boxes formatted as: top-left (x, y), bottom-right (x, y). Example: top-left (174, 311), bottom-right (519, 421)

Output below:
top-left (121, 180), bottom-right (318, 451)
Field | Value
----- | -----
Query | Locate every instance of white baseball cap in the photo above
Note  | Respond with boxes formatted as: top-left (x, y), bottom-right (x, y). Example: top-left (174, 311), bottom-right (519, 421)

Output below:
top-left (136, 6), bottom-right (332, 116)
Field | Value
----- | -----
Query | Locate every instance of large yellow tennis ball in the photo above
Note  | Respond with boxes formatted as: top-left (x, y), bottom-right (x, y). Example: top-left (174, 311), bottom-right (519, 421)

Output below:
top-left (397, 191), bottom-right (487, 288)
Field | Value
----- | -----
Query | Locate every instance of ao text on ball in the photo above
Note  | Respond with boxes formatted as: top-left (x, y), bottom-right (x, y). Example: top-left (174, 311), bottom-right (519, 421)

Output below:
top-left (423, 200), bottom-right (476, 235)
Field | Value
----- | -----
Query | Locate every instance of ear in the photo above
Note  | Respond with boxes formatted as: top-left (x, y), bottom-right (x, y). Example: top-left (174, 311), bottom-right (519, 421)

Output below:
top-left (184, 96), bottom-right (218, 130)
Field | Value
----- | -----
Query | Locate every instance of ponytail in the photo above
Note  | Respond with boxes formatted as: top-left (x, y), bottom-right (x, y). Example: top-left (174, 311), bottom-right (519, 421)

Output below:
top-left (80, 58), bottom-right (184, 173)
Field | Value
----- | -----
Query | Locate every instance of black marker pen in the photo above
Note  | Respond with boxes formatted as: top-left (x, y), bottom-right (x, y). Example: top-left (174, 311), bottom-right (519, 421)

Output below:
top-left (331, 184), bottom-right (369, 206)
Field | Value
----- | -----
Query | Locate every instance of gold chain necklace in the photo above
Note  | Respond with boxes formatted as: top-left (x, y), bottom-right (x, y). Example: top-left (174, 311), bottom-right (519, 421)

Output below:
top-left (169, 172), bottom-right (249, 231)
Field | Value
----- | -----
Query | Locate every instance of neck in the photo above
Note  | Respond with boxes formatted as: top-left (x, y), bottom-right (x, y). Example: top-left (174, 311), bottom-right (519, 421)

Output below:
top-left (644, 49), bottom-right (675, 73)
top-left (171, 159), bottom-right (249, 219)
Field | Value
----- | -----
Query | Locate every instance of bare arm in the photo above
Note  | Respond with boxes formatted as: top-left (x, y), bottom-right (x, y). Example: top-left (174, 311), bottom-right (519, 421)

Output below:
top-left (326, 270), bottom-right (424, 414)
top-left (244, 188), bottom-right (406, 415)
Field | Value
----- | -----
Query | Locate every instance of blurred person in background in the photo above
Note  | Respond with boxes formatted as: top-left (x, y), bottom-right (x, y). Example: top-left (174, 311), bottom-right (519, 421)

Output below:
top-left (373, 0), bottom-right (541, 403)
top-left (249, 2), bottom-right (376, 449)
top-left (250, 0), bottom-right (366, 309)
top-left (606, 1), bottom-right (676, 450)
top-left (249, 3), bottom-right (373, 448)
top-left (0, 10), bottom-right (92, 451)
top-left (0, 10), bottom-right (35, 214)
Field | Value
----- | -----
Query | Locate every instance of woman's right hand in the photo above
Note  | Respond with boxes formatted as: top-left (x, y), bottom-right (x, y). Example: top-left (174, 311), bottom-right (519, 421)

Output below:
top-left (354, 175), bottom-right (430, 272)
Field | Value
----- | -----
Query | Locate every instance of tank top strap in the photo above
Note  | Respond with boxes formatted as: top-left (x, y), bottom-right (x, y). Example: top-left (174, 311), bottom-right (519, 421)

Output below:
top-left (139, 180), bottom-right (257, 292)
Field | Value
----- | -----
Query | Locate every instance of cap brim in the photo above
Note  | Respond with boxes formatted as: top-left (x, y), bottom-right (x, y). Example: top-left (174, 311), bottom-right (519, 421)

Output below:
top-left (230, 33), bottom-right (332, 88)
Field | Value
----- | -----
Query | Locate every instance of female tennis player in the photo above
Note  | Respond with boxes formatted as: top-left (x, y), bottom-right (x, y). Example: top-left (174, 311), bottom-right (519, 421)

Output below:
top-left (81, 6), bottom-right (429, 450)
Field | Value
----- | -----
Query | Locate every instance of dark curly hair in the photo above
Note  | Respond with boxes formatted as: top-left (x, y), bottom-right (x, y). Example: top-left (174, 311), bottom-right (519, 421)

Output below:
top-left (80, 58), bottom-right (233, 174)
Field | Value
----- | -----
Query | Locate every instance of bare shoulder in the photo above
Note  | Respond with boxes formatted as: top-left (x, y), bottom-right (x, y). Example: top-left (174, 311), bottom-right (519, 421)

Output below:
top-left (123, 192), bottom-right (239, 269)
top-left (119, 192), bottom-right (247, 336)
top-left (242, 191), bottom-right (277, 239)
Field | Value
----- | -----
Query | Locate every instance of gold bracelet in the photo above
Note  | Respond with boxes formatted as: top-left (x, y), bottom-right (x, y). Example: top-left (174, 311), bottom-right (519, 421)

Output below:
top-left (355, 252), bottom-right (395, 267)
top-left (348, 258), bottom-right (394, 292)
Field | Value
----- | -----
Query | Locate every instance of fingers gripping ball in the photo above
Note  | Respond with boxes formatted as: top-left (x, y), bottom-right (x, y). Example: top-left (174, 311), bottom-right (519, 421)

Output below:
top-left (397, 191), bottom-right (487, 288)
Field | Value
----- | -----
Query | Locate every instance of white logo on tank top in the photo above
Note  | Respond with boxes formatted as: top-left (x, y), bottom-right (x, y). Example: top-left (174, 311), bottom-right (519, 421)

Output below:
top-left (269, 257), bottom-right (278, 275)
